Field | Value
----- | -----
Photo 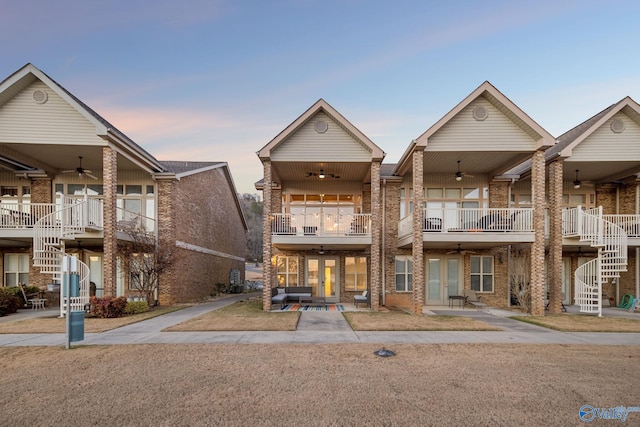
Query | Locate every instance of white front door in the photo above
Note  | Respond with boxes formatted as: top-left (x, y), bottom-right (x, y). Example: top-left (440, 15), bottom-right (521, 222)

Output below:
top-left (306, 256), bottom-right (339, 303)
top-left (425, 256), bottom-right (463, 305)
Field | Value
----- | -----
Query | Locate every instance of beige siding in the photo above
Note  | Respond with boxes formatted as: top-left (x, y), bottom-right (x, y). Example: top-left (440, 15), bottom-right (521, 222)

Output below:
top-left (0, 81), bottom-right (103, 145)
top-left (428, 98), bottom-right (536, 152)
top-left (570, 113), bottom-right (640, 161)
top-left (272, 112), bottom-right (372, 161)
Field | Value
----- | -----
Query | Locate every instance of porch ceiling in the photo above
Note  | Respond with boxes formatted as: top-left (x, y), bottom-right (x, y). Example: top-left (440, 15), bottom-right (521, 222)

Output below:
top-left (270, 161), bottom-right (372, 183)
top-left (563, 160), bottom-right (640, 184)
top-left (0, 143), bottom-right (146, 176)
top-left (423, 151), bottom-right (531, 177)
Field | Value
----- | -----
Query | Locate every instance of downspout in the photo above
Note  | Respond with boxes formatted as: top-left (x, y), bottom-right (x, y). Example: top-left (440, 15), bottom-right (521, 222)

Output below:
top-left (381, 179), bottom-right (386, 306)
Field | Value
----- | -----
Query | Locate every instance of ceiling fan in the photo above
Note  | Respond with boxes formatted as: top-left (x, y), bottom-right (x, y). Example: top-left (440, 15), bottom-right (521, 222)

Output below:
top-left (306, 169), bottom-right (340, 179)
top-left (447, 244), bottom-right (477, 255)
top-left (455, 160), bottom-right (473, 181)
top-left (572, 169), bottom-right (592, 189)
top-left (62, 156), bottom-right (98, 180)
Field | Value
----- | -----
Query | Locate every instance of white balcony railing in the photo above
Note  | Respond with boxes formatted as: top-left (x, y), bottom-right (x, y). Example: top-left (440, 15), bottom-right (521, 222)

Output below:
top-left (0, 203), bottom-right (58, 228)
top-left (271, 213), bottom-right (371, 237)
top-left (399, 208), bottom-right (533, 238)
top-left (0, 200), bottom-right (155, 235)
top-left (603, 214), bottom-right (640, 238)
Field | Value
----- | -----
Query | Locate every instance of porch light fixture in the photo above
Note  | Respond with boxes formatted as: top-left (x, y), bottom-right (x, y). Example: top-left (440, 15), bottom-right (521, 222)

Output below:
top-left (305, 170), bottom-right (340, 179)
top-left (318, 246), bottom-right (325, 255)
top-left (573, 170), bottom-right (581, 189)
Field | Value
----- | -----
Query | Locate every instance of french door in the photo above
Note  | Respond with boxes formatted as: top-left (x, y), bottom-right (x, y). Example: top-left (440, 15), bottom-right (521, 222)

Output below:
top-left (425, 256), bottom-right (463, 305)
top-left (306, 256), bottom-right (339, 303)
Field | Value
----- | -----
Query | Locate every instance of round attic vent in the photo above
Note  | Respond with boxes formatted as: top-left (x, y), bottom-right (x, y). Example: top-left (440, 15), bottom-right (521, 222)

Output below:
top-left (314, 120), bottom-right (328, 133)
top-left (610, 118), bottom-right (625, 133)
top-left (473, 105), bottom-right (488, 121)
top-left (32, 89), bottom-right (48, 104)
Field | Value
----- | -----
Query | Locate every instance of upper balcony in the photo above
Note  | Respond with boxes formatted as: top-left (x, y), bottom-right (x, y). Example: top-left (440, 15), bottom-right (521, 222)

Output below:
top-left (271, 213), bottom-right (371, 249)
top-left (0, 200), bottom-right (155, 244)
top-left (397, 207), bottom-right (534, 248)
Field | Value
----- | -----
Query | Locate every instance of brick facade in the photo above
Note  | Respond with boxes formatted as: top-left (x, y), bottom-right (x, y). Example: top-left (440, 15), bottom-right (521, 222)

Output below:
top-left (530, 150), bottom-right (546, 316)
top-left (102, 146), bottom-right (118, 296)
top-left (547, 160), bottom-right (564, 314)
top-left (411, 150), bottom-right (424, 314)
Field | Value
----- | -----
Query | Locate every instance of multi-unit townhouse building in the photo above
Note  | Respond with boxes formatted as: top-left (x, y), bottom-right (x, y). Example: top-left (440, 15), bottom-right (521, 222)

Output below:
top-left (258, 82), bottom-right (640, 316)
top-left (0, 64), bottom-right (247, 309)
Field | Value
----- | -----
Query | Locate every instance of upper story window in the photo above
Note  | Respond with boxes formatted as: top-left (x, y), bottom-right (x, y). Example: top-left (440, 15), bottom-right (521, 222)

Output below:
top-left (283, 193), bottom-right (362, 216)
top-left (1, 186), bottom-right (30, 204)
top-left (401, 186), bottom-right (488, 218)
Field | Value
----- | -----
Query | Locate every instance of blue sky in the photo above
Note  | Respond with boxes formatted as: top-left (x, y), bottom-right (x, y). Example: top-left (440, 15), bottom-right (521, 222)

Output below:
top-left (3, 0), bottom-right (640, 195)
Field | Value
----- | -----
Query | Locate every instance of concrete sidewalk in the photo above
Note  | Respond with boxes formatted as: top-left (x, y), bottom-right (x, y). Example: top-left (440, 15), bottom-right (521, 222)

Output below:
top-left (0, 296), bottom-right (639, 347)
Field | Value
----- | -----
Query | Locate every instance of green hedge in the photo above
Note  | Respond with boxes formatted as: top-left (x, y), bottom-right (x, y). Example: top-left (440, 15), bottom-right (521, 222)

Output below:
top-left (124, 300), bottom-right (149, 315)
top-left (0, 288), bottom-right (21, 316)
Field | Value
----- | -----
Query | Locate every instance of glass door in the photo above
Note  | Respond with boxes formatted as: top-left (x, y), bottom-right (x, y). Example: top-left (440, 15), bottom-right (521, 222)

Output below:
top-left (306, 256), bottom-right (339, 303)
top-left (425, 256), bottom-right (462, 305)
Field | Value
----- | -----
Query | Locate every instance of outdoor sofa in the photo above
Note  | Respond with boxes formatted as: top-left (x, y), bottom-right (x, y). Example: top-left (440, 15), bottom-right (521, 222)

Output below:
top-left (271, 286), bottom-right (313, 309)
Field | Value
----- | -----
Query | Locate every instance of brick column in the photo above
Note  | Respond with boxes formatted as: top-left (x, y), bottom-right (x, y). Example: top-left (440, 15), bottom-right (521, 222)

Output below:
top-left (370, 161), bottom-right (381, 311)
top-left (30, 178), bottom-right (52, 204)
top-left (102, 147), bottom-right (117, 296)
top-left (29, 178), bottom-right (52, 287)
top-left (547, 160), bottom-right (564, 314)
top-left (530, 150), bottom-right (546, 315)
top-left (156, 177), bottom-right (176, 305)
top-left (412, 150), bottom-right (424, 314)
top-left (262, 161), bottom-right (273, 311)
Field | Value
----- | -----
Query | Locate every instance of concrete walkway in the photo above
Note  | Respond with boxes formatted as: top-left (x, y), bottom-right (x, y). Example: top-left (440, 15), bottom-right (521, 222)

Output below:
top-left (0, 296), bottom-right (639, 347)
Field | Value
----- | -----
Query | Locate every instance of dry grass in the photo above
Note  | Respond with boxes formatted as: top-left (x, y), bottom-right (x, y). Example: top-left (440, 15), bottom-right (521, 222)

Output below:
top-left (2, 344), bottom-right (639, 426)
top-left (512, 314), bottom-right (640, 332)
top-left (344, 310), bottom-right (501, 331)
top-left (0, 306), bottom-right (185, 334)
top-left (164, 299), bottom-right (300, 331)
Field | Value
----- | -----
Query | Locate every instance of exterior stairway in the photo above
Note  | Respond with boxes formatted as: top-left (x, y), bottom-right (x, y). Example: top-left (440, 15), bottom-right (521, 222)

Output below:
top-left (33, 196), bottom-right (103, 316)
top-left (563, 207), bottom-right (628, 316)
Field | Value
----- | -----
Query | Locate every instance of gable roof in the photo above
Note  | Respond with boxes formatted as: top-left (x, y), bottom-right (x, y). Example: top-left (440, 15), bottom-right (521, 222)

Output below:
top-left (256, 98), bottom-right (385, 161)
top-left (414, 81), bottom-right (555, 148)
top-left (547, 96), bottom-right (640, 160)
top-left (0, 63), bottom-right (166, 174)
top-left (395, 81), bottom-right (555, 175)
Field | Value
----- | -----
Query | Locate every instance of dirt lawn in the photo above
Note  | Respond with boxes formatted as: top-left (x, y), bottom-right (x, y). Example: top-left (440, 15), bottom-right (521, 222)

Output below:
top-left (1, 343), bottom-right (639, 426)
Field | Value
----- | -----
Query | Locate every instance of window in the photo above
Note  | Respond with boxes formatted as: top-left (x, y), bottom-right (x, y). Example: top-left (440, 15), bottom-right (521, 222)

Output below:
top-left (395, 256), bottom-right (413, 292)
top-left (276, 256), bottom-right (298, 287)
top-left (345, 257), bottom-right (367, 291)
top-left (471, 256), bottom-right (493, 292)
top-left (4, 253), bottom-right (29, 286)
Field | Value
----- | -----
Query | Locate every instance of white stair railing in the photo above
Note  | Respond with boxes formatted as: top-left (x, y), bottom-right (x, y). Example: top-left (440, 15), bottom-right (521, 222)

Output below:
top-left (569, 207), bottom-right (628, 316)
top-left (33, 196), bottom-right (102, 316)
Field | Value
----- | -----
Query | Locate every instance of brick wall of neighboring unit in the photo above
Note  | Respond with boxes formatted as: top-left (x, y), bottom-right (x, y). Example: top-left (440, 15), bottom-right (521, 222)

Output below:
top-left (158, 167), bottom-right (246, 304)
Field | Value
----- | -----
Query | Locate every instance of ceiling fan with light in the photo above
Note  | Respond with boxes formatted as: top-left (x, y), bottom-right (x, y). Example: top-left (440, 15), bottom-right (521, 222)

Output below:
top-left (62, 156), bottom-right (98, 180)
top-left (306, 169), bottom-right (340, 179)
top-left (446, 244), bottom-right (477, 255)
top-left (455, 160), bottom-right (473, 181)
top-left (572, 169), bottom-right (592, 189)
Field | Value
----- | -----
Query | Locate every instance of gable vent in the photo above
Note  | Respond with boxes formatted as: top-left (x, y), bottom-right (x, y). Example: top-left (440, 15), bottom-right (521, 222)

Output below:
top-left (610, 118), bottom-right (625, 133)
top-left (32, 90), bottom-right (48, 104)
top-left (472, 105), bottom-right (488, 121)
top-left (314, 120), bottom-right (328, 133)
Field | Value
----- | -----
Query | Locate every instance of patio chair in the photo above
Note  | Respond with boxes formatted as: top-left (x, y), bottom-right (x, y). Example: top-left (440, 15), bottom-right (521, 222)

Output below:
top-left (19, 283), bottom-right (46, 310)
top-left (463, 289), bottom-right (487, 309)
top-left (354, 290), bottom-right (370, 308)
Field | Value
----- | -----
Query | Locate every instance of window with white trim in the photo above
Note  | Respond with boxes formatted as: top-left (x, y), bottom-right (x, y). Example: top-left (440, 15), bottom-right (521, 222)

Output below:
top-left (276, 256), bottom-right (298, 287)
top-left (345, 257), bottom-right (367, 291)
top-left (4, 253), bottom-right (29, 286)
top-left (395, 256), bottom-right (413, 292)
top-left (470, 256), bottom-right (493, 292)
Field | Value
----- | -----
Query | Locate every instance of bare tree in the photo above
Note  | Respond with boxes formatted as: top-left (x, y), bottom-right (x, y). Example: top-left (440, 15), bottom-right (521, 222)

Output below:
top-left (117, 218), bottom-right (173, 306)
top-left (509, 247), bottom-right (531, 311)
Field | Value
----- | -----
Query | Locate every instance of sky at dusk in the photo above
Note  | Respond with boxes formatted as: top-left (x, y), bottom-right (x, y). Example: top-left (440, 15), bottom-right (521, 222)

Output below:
top-left (2, 0), bottom-right (640, 196)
